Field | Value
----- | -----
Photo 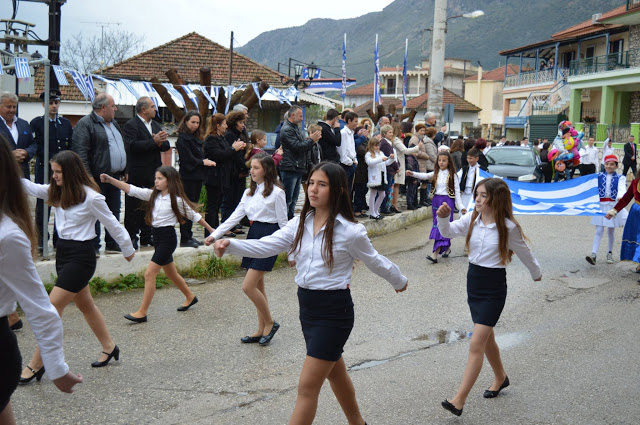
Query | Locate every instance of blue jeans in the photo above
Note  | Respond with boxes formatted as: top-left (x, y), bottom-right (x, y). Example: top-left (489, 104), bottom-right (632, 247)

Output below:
top-left (353, 182), bottom-right (368, 212)
top-left (341, 163), bottom-right (356, 195)
top-left (280, 170), bottom-right (304, 219)
top-left (380, 177), bottom-right (395, 213)
top-left (94, 181), bottom-right (122, 250)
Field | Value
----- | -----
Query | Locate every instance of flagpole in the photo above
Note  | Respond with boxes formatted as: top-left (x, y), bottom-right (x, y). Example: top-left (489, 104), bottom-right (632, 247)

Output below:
top-left (373, 34), bottom-right (378, 115)
top-left (403, 38), bottom-right (408, 114)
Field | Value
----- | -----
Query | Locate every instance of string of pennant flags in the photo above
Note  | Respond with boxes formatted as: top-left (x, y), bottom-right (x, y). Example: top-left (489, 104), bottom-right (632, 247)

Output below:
top-left (45, 65), bottom-right (299, 112)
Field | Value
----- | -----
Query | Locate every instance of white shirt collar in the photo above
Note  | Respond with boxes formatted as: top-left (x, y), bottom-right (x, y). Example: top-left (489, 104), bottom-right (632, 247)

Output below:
top-left (137, 114), bottom-right (151, 125)
top-left (0, 115), bottom-right (17, 126)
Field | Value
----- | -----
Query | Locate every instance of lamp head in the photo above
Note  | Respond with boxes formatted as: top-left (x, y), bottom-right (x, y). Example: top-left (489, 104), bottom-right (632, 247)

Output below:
top-left (308, 62), bottom-right (318, 81)
top-left (463, 10), bottom-right (484, 18)
top-left (294, 63), bottom-right (304, 79)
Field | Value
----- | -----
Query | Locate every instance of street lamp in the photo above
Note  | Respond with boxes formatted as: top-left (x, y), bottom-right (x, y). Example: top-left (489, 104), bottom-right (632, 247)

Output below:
top-left (307, 62), bottom-right (318, 82)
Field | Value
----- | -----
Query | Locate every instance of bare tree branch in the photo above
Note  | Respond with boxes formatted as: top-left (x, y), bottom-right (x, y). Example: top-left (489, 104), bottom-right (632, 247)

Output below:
top-left (60, 30), bottom-right (145, 73)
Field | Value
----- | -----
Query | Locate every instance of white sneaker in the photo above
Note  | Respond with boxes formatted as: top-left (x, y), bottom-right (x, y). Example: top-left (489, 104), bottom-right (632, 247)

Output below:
top-left (586, 254), bottom-right (596, 265)
top-left (606, 252), bottom-right (613, 264)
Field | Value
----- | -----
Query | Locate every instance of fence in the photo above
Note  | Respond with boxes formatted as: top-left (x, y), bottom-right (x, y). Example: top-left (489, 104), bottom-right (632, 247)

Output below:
top-left (504, 68), bottom-right (568, 88)
top-left (569, 49), bottom-right (640, 76)
top-left (581, 124), bottom-right (630, 142)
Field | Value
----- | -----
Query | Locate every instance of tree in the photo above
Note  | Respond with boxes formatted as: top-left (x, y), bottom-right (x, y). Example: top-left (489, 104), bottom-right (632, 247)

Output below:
top-left (60, 29), bottom-right (145, 74)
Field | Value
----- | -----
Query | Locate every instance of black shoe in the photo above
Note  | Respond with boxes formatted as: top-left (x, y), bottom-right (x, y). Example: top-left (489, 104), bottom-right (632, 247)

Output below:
top-left (191, 238), bottom-right (203, 246)
top-left (19, 365), bottom-right (45, 384)
top-left (91, 345), bottom-right (120, 368)
top-left (441, 399), bottom-right (463, 416)
top-left (10, 319), bottom-right (23, 331)
top-left (180, 239), bottom-right (200, 248)
top-left (223, 232), bottom-right (237, 238)
top-left (425, 200), bottom-right (432, 206)
top-left (240, 335), bottom-right (262, 343)
top-left (105, 245), bottom-right (121, 254)
top-left (380, 210), bottom-right (395, 216)
top-left (390, 206), bottom-right (401, 214)
top-left (233, 229), bottom-right (246, 235)
top-left (407, 205), bottom-right (417, 210)
top-left (259, 321), bottom-right (280, 345)
top-left (442, 248), bottom-right (451, 258)
top-left (426, 255), bottom-right (438, 264)
top-left (124, 314), bottom-right (147, 323)
top-left (177, 296), bottom-right (198, 311)
top-left (483, 376), bottom-right (510, 398)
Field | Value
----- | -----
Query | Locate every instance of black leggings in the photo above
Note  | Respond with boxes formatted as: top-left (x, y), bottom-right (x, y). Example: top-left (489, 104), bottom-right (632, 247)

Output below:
top-left (204, 184), bottom-right (223, 237)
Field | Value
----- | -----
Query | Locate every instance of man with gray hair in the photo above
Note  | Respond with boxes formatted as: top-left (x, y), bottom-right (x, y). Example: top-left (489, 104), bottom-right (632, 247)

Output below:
top-left (0, 92), bottom-right (35, 178)
top-left (424, 111), bottom-right (447, 145)
top-left (73, 93), bottom-right (127, 255)
top-left (122, 96), bottom-right (170, 249)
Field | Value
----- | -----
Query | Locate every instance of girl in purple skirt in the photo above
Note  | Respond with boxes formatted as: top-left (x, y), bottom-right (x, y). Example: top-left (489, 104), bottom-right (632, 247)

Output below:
top-left (407, 151), bottom-right (464, 263)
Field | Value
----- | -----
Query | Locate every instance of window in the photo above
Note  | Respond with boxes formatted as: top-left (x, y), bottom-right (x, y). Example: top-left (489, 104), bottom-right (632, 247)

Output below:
top-left (585, 46), bottom-right (595, 58)
top-left (610, 39), bottom-right (624, 53)
top-left (385, 78), bottom-right (396, 94)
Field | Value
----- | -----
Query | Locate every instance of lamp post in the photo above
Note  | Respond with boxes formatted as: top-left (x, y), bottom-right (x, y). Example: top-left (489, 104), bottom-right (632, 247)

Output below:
top-left (426, 0), bottom-right (484, 120)
top-left (292, 62), bottom-right (317, 104)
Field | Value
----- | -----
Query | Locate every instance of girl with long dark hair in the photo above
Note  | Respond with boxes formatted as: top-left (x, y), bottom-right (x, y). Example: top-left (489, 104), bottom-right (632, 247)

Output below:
top-left (20, 150), bottom-right (134, 383)
top-left (101, 166), bottom-right (214, 323)
top-left (0, 138), bottom-right (82, 424)
top-left (211, 161), bottom-right (407, 425)
top-left (205, 153), bottom-right (287, 345)
top-left (436, 178), bottom-right (541, 417)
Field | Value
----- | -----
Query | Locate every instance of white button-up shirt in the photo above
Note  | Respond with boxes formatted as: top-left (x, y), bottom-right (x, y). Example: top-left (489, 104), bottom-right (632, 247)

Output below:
top-left (0, 216), bottom-right (69, 380)
top-left (338, 126), bottom-right (357, 166)
top-left (128, 185), bottom-right (201, 227)
top-left (22, 179), bottom-right (135, 257)
top-left (464, 165), bottom-right (478, 194)
top-left (438, 212), bottom-right (541, 279)
top-left (212, 183), bottom-right (288, 240)
top-left (137, 114), bottom-right (153, 136)
top-left (602, 141), bottom-right (615, 159)
top-left (226, 213), bottom-right (407, 290)
top-left (412, 169), bottom-right (463, 211)
top-left (579, 144), bottom-right (599, 168)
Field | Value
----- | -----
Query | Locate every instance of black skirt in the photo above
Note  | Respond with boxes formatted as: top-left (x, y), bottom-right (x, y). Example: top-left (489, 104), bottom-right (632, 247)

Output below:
top-left (298, 287), bottom-right (354, 362)
top-left (467, 263), bottom-right (507, 327)
top-left (241, 221), bottom-right (281, 271)
top-left (0, 316), bottom-right (22, 412)
top-left (56, 239), bottom-right (97, 293)
top-left (151, 226), bottom-right (177, 266)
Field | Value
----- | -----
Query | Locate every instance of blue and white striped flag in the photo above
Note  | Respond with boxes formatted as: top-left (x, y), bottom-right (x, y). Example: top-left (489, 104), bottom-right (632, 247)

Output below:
top-left (120, 79), bottom-right (141, 99)
top-left (15, 57), bottom-right (31, 79)
top-left (83, 75), bottom-right (95, 101)
top-left (92, 74), bottom-right (120, 95)
top-left (142, 82), bottom-right (160, 115)
top-left (224, 85), bottom-right (235, 114)
top-left (197, 85), bottom-right (216, 110)
top-left (251, 82), bottom-right (262, 109)
top-left (52, 65), bottom-right (69, 86)
top-left (477, 170), bottom-right (604, 216)
top-left (402, 39), bottom-right (408, 110)
top-left (182, 85), bottom-right (198, 107)
top-left (69, 70), bottom-right (89, 101)
top-left (161, 83), bottom-right (185, 107)
top-left (341, 34), bottom-right (347, 105)
top-left (211, 86), bottom-right (220, 113)
top-left (374, 35), bottom-right (381, 106)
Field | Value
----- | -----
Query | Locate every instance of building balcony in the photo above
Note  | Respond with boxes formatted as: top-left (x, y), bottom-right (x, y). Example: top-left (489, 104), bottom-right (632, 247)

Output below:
top-left (503, 68), bottom-right (568, 89)
top-left (569, 49), bottom-right (640, 76)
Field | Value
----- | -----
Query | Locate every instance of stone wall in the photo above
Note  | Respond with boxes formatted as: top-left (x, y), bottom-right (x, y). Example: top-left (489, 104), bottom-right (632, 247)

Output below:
top-left (631, 92), bottom-right (640, 123)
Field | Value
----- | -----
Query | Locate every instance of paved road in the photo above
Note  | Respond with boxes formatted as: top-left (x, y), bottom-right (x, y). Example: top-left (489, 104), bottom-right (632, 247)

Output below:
top-left (11, 214), bottom-right (640, 424)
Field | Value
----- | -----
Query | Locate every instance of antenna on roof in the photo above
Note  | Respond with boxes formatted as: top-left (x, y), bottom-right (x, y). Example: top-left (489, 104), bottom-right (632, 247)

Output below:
top-left (80, 21), bottom-right (122, 74)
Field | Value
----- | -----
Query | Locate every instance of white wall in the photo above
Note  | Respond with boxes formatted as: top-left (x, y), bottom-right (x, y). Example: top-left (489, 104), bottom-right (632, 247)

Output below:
top-left (19, 101), bottom-right (93, 124)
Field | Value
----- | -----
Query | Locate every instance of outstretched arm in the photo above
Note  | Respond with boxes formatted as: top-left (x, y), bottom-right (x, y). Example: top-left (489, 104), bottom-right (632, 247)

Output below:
top-left (100, 174), bottom-right (131, 193)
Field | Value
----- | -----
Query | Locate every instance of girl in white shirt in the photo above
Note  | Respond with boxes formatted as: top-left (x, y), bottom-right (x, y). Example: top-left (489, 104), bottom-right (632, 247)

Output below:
top-left (101, 166), bottom-right (215, 323)
top-left (407, 151), bottom-right (464, 263)
top-left (20, 150), bottom-right (133, 384)
top-left (436, 178), bottom-right (542, 417)
top-left (205, 153), bottom-right (287, 345)
top-left (365, 136), bottom-right (395, 220)
top-left (0, 141), bottom-right (81, 423)
top-left (211, 161), bottom-right (407, 425)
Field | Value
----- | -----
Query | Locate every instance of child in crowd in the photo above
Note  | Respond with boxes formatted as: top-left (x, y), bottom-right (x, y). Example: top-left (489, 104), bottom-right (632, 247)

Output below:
top-left (365, 136), bottom-right (395, 220)
top-left (407, 151), bottom-right (464, 263)
top-left (457, 148), bottom-right (487, 214)
top-left (245, 130), bottom-right (267, 168)
top-left (101, 166), bottom-right (215, 323)
top-left (587, 155), bottom-right (627, 265)
top-left (606, 168), bottom-right (640, 275)
top-left (437, 178), bottom-right (541, 417)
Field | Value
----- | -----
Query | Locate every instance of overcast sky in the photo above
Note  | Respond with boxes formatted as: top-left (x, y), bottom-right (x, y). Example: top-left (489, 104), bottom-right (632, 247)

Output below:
top-left (3, 0), bottom-right (394, 55)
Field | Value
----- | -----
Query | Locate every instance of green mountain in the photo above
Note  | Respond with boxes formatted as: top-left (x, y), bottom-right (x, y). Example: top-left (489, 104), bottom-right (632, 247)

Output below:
top-left (237, 0), bottom-right (622, 86)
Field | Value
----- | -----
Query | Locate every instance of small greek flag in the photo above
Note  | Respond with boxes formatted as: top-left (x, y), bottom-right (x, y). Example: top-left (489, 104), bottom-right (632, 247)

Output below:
top-left (197, 85), bottom-right (216, 110)
top-left (142, 82), bottom-right (160, 116)
top-left (211, 86), bottom-right (220, 113)
top-left (69, 70), bottom-right (89, 101)
top-left (120, 79), bottom-right (141, 99)
top-left (224, 85), bottom-right (235, 114)
top-left (251, 82), bottom-right (262, 108)
top-left (53, 65), bottom-right (69, 86)
top-left (161, 83), bottom-right (185, 107)
top-left (182, 85), bottom-right (198, 107)
top-left (83, 75), bottom-right (95, 101)
top-left (15, 57), bottom-right (31, 79)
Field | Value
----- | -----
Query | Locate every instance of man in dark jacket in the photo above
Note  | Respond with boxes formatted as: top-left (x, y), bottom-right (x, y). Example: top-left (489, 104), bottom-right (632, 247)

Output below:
top-left (72, 93), bottom-right (127, 255)
top-left (279, 105), bottom-right (321, 219)
top-left (0, 91), bottom-right (36, 178)
top-left (122, 96), bottom-right (170, 250)
top-left (318, 108), bottom-right (341, 163)
top-left (623, 135), bottom-right (638, 178)
top-left (425, 111), bottom-right (447, 146)
top-left (31, 90), bottom-right (73, 251)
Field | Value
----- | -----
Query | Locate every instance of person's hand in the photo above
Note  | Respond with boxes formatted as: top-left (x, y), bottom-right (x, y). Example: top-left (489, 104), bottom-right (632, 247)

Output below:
top-left (418, 141), bottom-right (424, 148)
top-left (153, 131), bottom-right (168, 145)
top-left (124, 252), bottom-right (135, 262)
top-left (204, 235), bottom-right (215, 246)
top-left (436, 202), bottom-right (451, 218)
top-left (534, 276), bottom-right (542, 282)
top-left (310, 130), bottom-right (322, 142)
top-left (275, 146), bottom-right (283, 156)
top-left (203, 159), bottom-right (216, 167)
top-left (395, 282), bottom-right (408, 293)
top-left (52, 371), bottom-right (83, 393)
top-left (605, 213), bottom-right (613, 220)
top-left (213, 239), bottom-right (230, 257)
top-left (389, 153), bottom-right (395, 159)
top-left (405, 170), bottom-right (413, 177)
top-left (440, 125), bottom-right (447, 132)
top-left (288, 260), bottom-right (296, 267)
top-left (232, 140), bottom-right (245, 151)
top-left (461, 208), bottom-right (468, 215)
top-left (99, 173), bottom-right (111, 183)
top-left (13, 149), bottom-right (27, 162)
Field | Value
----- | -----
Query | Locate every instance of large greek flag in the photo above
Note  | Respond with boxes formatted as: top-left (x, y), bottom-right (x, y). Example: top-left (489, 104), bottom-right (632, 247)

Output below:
top-left (15, 57), bottom-right (31, 79)
top-left (478, 169), bottom-right (604, 216)
top-left (341, 34), bottom-right (347, 105)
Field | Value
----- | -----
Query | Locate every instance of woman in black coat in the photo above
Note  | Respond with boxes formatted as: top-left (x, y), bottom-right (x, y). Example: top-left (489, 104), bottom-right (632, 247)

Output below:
top-left (176, 111), bottom-right (216, 247)
top-left (203, 113), bottom-right (246, 237)
top-left (222, 111), bottom-right (250, 224)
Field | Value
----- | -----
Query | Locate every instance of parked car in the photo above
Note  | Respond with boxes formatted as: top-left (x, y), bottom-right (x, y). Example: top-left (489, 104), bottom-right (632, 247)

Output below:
top-left (484, 146), bottom-right (543, 182)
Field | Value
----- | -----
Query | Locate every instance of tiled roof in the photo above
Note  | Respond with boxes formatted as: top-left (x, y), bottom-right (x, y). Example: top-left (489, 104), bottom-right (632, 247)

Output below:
top-left (353, 87), bottom-right (480, 116)
top-left (346, 83), bottom-right (375, 96)
top-left (552, 6), bottom-right (626, 39)
top-left (464, 65), bottom-right (520, 82)
top-left (100, 32), bottom-right (287, 85)
top-left (23, 67), bottom-right (89, 102)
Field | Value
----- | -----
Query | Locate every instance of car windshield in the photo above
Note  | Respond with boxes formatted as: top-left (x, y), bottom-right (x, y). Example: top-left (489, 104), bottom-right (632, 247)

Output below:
top-left (486, 149), bottom-right (535, 167)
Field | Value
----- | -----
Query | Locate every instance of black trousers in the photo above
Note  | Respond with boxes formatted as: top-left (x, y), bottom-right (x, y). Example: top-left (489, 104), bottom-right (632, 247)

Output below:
top-left (623, 162), bottom-right (637, 179)
top-left (180, 179), bottom-right (202, 242)
top-left (124, 186), bottom-right (152, 247)
top-left (205, 184), bottom-right (223, 237)
top-left (35, 199), bottom-right (58, 249)
top-left (221, 177), bottom-right (245, 223)
top-left (579, 163), bottom-right (596, 176)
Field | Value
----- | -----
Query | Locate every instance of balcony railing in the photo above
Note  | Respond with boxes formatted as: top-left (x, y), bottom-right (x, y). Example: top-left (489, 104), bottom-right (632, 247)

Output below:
top-left (569, 49), bottom-right (640, 76)
top-left (504, 68), bottom-right (568, 88)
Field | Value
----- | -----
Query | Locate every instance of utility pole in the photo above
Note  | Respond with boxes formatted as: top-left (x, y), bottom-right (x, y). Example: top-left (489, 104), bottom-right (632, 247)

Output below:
top-left (80, 21), bottom-right (121, 73)
top-left (427, 0), bottom-right (447, 120)
top-left (229, 31), bottom-right (233, 85)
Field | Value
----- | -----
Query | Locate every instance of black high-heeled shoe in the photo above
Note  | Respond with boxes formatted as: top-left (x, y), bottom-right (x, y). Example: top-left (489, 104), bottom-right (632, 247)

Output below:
top-left (91, 345), bottom-right (120, 368)
top-left (19, 365), bottom-right (45, 384)
top-left (483, 376), bottom-right (509, 398)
